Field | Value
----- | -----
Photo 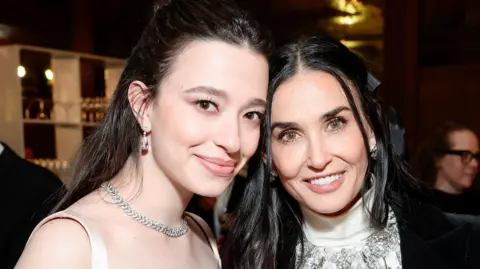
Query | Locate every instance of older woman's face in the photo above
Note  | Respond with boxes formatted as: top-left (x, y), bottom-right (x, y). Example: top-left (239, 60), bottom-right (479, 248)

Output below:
top-left (436, 130), bottom-right (479, 193)
top-left (270, 70), bottom-right (375, 215)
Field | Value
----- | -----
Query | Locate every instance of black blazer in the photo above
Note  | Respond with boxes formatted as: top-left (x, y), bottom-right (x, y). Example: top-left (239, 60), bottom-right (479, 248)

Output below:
top-left (221, 195), bottom-right (480, 269)
top-left (394, 199), bottom-right (480, 268)
top-left (0, 142), bottom-right (65, 268)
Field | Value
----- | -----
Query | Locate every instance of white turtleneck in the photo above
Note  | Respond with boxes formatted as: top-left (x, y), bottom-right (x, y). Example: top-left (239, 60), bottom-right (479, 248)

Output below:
top-left (0, 143), bottom-right (4, 156)
top-left (297, 191), bottom-right (402, 268)
top-left (300, 192), bottom-right (374, 248)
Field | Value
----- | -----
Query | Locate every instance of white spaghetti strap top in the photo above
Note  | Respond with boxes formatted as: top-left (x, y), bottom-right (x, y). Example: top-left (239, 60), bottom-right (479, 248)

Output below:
top-left (185, 212), bottom-right (222, 268)
top-left (29, 211), bottom-right (221, 269)
top-left (28, 210), bottom-right (109, 269)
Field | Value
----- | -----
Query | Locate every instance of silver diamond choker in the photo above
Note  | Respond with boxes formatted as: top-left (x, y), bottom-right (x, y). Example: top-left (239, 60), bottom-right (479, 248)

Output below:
top-left (101, 181), bottom-right (189, 237)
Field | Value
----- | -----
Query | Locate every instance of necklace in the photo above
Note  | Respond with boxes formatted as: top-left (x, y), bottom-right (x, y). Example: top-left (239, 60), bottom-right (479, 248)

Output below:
top-left (101, 181), bottom-right (189, 237)
top-left (296, 208), bottom-right (402, 269)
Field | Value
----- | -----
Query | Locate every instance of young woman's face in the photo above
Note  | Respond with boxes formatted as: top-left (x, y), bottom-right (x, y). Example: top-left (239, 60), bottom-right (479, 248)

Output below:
top-left (139, 40), bottom-right (269, 197)
top-left (270, 70), bottom-right (374, 215)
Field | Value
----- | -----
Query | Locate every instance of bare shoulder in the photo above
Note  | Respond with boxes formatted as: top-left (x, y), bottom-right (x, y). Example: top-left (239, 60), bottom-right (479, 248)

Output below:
top-left (186, 212), bottom-right (216, 244)
top-left (15, 218), bottom-right (91, 269)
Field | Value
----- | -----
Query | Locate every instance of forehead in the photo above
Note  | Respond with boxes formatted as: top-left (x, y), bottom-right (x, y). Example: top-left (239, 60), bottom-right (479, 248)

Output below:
top-left (163, 40), bottom-right (268, 100)
top-left (271, 70), bottom-right (348, 121)
top-left (450, 130), bottom-right (479, 150)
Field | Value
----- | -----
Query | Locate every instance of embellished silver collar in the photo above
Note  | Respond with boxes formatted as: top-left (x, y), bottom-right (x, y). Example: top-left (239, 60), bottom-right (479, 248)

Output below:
top-left (295, 208), bottom-right (402, 269)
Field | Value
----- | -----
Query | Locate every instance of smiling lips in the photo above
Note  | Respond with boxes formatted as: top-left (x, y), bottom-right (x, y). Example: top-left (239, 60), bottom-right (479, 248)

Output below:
top-left (303, 171), bottom-right (346, 194)
top-left (195, 154), bottom-right (237, 177)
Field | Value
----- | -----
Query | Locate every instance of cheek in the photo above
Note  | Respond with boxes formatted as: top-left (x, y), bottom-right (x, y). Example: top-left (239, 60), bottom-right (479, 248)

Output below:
top-left (272, 141), bottom-right (306, 178)
top-left (279, 177), bottom-right (305, 204)
top-left (240, 127), bottom-right (261, 157)
top-left (151, 98), bottom-right (209, 146)
top-left (328, 129), bottom-right (368, 170)
top-left (443, 159), bottom-right (464, 174)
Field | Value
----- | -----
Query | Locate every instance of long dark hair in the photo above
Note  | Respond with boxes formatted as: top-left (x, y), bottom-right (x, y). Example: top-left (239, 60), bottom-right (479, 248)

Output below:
top-left (222, 33), bottom-right (422, 269)
top-left (53, 0), bottom-right (271, 212)
top-left (412, 121), bottom-right (475, 186)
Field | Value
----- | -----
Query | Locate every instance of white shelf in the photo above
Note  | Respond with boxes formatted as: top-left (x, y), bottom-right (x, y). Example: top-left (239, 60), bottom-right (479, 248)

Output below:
top-left (23, 119), bottom-right (81, 127)
top-left (0, 44), bottom-right (125, 179)
top-left (82, 122), bottom-right (100, 127)
top-left (23, 119), bottom-right (100, 128)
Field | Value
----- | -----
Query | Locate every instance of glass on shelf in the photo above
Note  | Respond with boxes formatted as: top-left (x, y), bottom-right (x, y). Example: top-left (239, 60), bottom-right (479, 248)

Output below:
top-left (81, 98), bottom-right (89, 122)
top-left (94, 97), bottom-right (103, 122)
top-left (81, 97), bottom-right (108, 124)
top-left (38, 100), bottom-right (47, 119)
top-left (20, 49), bottom-right (54, 120)
top-left (24, 98), bottom-right (53, 120)
top-left (29, 158), bottom-right (72, 178)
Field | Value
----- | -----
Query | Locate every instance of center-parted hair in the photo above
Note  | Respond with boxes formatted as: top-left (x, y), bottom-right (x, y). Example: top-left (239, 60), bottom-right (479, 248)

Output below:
top-left (54, 0), bottom-right (271, 212)
top-left (222, 33), bottom-right (422, 269)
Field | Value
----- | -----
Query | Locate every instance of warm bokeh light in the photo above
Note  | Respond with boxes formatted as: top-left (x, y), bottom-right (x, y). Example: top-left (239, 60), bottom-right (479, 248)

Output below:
top-left (333, 15), bottom-right (363, 25)
top-left (45, 69), bottom-right (54, 80)
top-left (17, 66), bottom-right (26, 78)
top-left (331, 0), bottom-right (364, 15)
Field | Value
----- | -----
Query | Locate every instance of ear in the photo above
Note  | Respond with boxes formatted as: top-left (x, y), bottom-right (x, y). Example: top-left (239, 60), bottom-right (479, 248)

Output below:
top-left (128, 80), bottom-right (152, 132)
top-left (368, 129), bottom-right (377, 151)
top-left (261, 151), bottom-right (278, 171)
top-left (261, 151), bottom-right (267, 164)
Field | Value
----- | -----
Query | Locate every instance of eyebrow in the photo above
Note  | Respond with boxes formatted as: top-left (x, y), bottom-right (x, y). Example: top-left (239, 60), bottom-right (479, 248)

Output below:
top-left (322, 106), bottom-right (350, 119)
top-left (184, 86), bottom-right (228, 99)
top-left (185, 86), bottom-right (266, 111)
top-left (271, 121), bottom-right (299, 131)
top-left (271, 106), bottom-right (351, 131)
top-left (242, 98), bottom-right (267, 111)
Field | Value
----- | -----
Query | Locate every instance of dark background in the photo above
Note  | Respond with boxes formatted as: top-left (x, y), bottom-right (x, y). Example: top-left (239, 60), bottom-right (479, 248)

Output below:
top-left (1, 0), bottom-right (479, 157)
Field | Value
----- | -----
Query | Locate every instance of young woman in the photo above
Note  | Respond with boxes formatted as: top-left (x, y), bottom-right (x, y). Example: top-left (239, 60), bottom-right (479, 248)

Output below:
top-left (15, 0), bottom-right (270, 268)
top-left (223, 33), bottom-right (480, 269)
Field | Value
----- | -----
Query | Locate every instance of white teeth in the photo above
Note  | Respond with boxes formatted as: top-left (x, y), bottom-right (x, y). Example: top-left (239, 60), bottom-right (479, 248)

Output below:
top-left (310, 173), bottom-right (343, 185)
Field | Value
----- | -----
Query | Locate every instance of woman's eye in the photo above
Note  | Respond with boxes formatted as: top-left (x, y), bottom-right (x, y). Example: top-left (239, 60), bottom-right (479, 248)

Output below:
top-left (278, 130), bottom-right (299, 143)
top-left (244, 111), bottom-right (263, 122)
top-left (326, 117), bottom-right (346, 131)
top-left (196, 100), bottom-right (217, 112)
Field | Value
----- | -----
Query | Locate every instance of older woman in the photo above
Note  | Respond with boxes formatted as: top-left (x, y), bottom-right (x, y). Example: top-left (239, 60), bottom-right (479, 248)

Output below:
top-left (223, 33), bottom-right (480, 269)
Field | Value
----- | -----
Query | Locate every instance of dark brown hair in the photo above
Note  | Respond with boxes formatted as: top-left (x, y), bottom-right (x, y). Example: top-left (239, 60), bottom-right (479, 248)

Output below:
top-left (223, 33), bottom-right (421, 269)
top-left (54, 0), bottom-right (271, 211)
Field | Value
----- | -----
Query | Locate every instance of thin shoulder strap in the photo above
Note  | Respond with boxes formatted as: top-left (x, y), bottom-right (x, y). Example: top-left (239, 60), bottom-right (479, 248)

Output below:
top-left (29, 210), bottom-right (109, 269)
top-left (185, 212), bottom-right (222, 268)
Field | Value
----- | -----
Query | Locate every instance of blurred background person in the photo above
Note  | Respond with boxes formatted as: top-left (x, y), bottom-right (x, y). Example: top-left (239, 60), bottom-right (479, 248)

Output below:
top-left (412, 121), bottom-right (480, 215)
top-left (0, 141), bottom-right (64, 269)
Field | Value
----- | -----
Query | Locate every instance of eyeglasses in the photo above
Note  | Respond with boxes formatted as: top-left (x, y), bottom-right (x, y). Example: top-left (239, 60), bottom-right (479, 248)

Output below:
top-left (444, 150), bottom-right (480, 163)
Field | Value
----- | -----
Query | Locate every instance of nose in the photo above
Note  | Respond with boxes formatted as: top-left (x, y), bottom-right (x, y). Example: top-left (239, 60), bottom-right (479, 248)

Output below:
top-left (213, 116), bottom-right (241, 154)
top-left (306, 133), bottom-right (332, 170)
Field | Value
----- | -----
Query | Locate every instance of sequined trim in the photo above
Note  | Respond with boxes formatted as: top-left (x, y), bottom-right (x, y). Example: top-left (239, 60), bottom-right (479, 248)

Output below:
top-left (295, 209), bottom-right (402, 269)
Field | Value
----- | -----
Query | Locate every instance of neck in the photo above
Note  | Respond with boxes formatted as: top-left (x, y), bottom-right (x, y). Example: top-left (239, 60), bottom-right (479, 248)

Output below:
top-left (434, 176), bottom-right (463, 195)
top-left (300, 191), bottom-right (374, 247)
top-left (321, 192), bottom-right (362, 217)
top-left (108, 154), bottom-right (192, 226)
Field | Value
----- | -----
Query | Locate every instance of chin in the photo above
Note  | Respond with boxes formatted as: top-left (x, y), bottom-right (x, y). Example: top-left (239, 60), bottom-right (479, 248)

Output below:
top-left (459, 183), bottom-right (473, 191)
top-left (311, 204), bottom-right (349, 216)
top-left (301, 196), bottom-right (342, 214)
top-left (303, 191), bottom-right (356, 216)
top-left (194, 187), bottom-right (228, 198)
top-left (189, 177), bottom-right (233, 198)
top-left (456, 177), bottom-right (473, 189)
